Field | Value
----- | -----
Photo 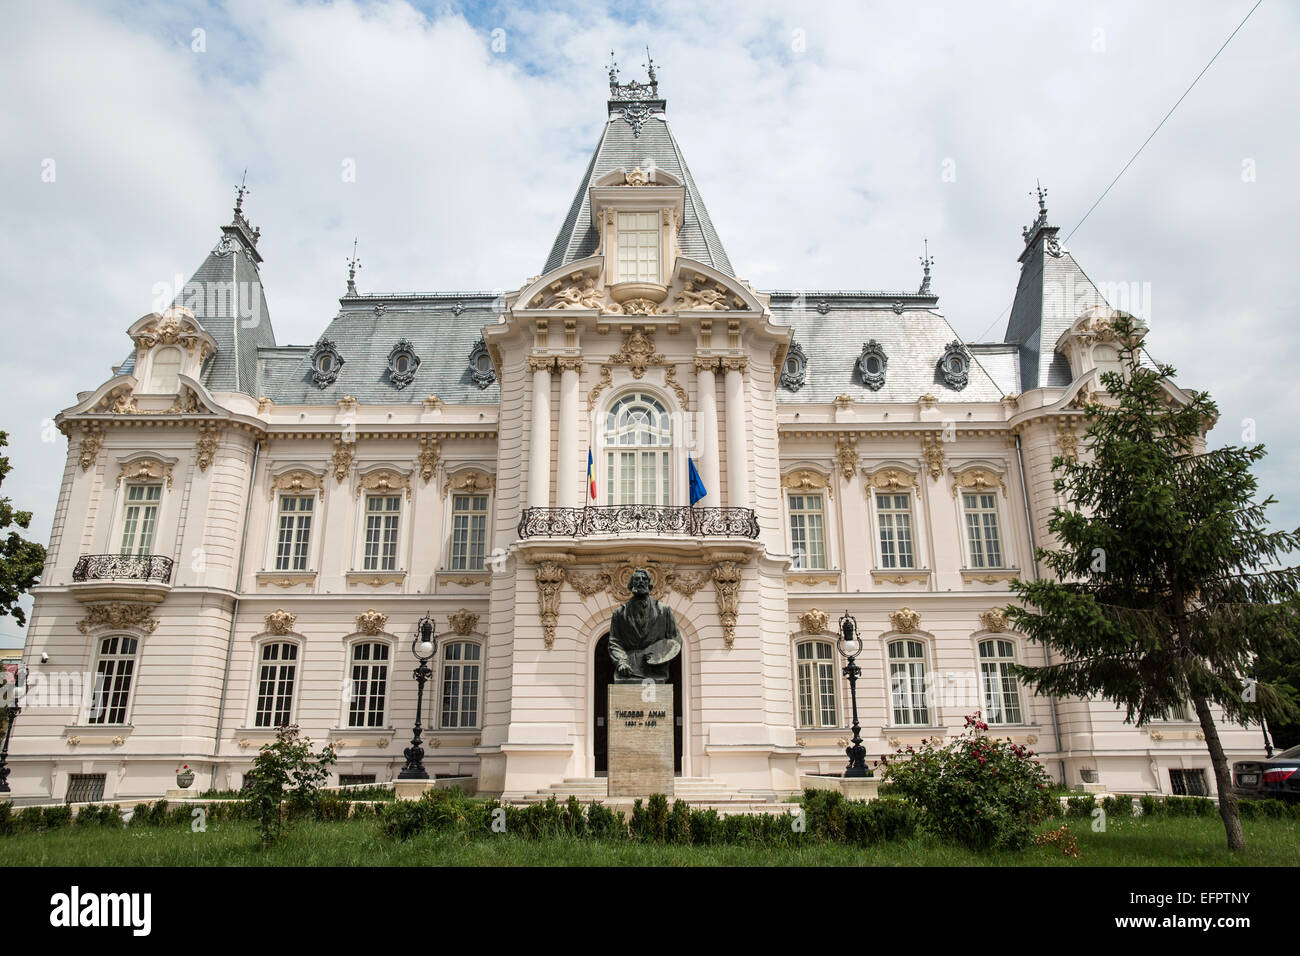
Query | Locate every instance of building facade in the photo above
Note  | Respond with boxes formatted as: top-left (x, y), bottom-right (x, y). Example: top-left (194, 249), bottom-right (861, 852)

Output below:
top-left (8, 69), bottom-right (1257, 803)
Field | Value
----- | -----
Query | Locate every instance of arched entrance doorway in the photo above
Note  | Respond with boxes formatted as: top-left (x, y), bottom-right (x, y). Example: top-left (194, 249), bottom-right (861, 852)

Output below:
top-left (593, 633), bottom-right (682, 775)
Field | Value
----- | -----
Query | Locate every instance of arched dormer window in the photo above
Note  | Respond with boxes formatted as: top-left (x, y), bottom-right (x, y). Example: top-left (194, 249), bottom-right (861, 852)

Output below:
top-left (604, 391), bottom-right (671, 505)
top-left (149, 347), bottom-right (181, 393)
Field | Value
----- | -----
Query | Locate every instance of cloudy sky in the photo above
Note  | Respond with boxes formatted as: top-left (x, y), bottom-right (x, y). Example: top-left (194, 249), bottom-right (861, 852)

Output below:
top-left (1, 0), bottom-right (1297, 637)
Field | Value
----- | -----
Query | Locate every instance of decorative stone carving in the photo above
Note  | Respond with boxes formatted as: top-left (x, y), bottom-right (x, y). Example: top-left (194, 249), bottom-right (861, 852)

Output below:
top-left (269, 469), bottom-right (324, 500)
top-left (1056, 423), bottom-right (1080, 461)
top-left (78, 426), bottom-right (103, 472)
top-left (331, 440), bottom-right (356, 483)
top-left (610, 297), bottom-right (664, 316)
top-left (587, 366), bottom-right (614, 410)
top-left (166, 387), bottom-right (201, 414)
top-left (131, 309), bottom-right (213, 360)
top-left (864, 468), bottom-right (915, 491)
top-left (339, 395), bottom-right (358, 413)
top-left (719, 356), bottom-right (748, 373)
top-left (77, 603), bottom-right (158, 635)
top-left (310, 338), bottom-right (344, 387)
top-left (979, 607), bottom-right (1009, 632)
top-left (832, 394), bottom-right (854, 410)
top-left (782, 468), bottom-right (833, 500)
top-left (609, 329), bottom-right (665, 379)
top-left (448, 609), bottom-right (479, 636)
top-left (1149, 730), bottom-right (1164, 742)
top-left (258, 396), bottom-right (273, 413)
top-left (116, 458), bottom-right (174, 491)
top-left (468, 338), bottom-right (496, 388)
top-left (417, 437), bottom-right (440, 484)
top-left (1025, 734), bottom-right (1039, 746)
top-left (264, 609), bottom-right (296, 635)
top-left (565, 569), bottom-right (613, 598)
top-left (674, 281), bottom-right (733, 311)
top-left (102, 386), bottom-right (140, 415)
top-left (951, 468), bottom-right (1007, 499)
top-left (355, 468), bottom-right (412, 502)
top-left (918, 393), bottom-right (938, 410)
top-left (921, 437), bottom-right (946, 481)
top-left (195, 425), bottom-right (221, 473)
top-left (386, 340), bottom-right (420, 389)
top-left (442, 470), bottom-right (495, 500)
top-left (799, 608), bottom-right (829, 634)
top-left (549, 275), bottom-right (604, 310)
top-left (536, 560), bottom-right (566, 650)
top-left (712, 561), bottom-right (743, 649)
top-left (938, 341), bottom-right (971, 391)
top-left (624, 165), bottom-right (652, 186)
top-left (835, 434), bottom-right (858, 482)
top-left (889, 607), bottom-right (921, 633)
top-left (663, 366), bottom-right (688, 409)
top-left (355, 608), bottom-right (388, 635)
top-left (857, 340), bottom-right (888, 390)
top-left (779, 342), bottom-right (807, 392)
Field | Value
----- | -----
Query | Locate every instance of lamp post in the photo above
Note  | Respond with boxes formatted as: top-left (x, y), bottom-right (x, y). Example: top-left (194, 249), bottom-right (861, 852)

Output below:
top-left (398, 614), bottom-right (438, 780)
top-left (0, 663), bottom-right (27, 794)
top-left (836, 612), bottom-right (869, 778)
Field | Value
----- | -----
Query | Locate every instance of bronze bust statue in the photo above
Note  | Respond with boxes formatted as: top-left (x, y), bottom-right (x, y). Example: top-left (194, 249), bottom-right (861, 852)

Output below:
top-left (608, 568), bottom-right (682, 684)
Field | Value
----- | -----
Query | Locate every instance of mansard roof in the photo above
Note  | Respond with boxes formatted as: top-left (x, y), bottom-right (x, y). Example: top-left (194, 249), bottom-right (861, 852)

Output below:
top-left (543, 89), bottom-right (733, 276)
top-left (1003, 190), bottom-right (1109, 390)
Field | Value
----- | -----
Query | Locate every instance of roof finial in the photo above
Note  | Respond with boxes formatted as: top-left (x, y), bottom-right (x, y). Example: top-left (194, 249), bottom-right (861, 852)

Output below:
top-left (644, 46), bottom-right (657, 94)
top-left (346, 238), bottom-right (361, 296)
top-left (608, 50), bottom-right (620, 94)
top-left (918, 238), bottom-right (934, 295)
top-left (1035, 179), bottom-right (1048, 219)
top-left (234, 168), bottom-right (249, 217)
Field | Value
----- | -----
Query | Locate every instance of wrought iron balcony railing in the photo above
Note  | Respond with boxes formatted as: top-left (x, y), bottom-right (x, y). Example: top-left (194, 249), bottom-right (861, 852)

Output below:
top-left (517, 505), bottom-right (759, 539)
top-left (72, 553), bottom-right (175, 584)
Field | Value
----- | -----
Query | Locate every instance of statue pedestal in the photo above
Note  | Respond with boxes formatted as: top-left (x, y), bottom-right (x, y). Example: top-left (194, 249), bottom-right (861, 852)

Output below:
top-left (607, 683), bottom-right (674, 797)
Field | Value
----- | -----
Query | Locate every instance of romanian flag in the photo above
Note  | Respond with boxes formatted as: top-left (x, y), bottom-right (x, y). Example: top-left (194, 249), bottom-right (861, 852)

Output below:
top-left (587, 448), bottom-right (597, 500)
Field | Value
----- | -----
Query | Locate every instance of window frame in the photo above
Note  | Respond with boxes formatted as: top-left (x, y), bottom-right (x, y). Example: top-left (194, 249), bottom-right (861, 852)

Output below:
top-left (787, 491), bottom-right (828, 570)
top-left (360, 493), bottom-right (403, 572)
top-left (437, 639), bottom-right (483, 730)
top-left (887, 637), bottom-right (932, 727)
top-left (872, 490), bottom-right (918, 570)
top-left (602, 391), bottom-right (674, 507)
top-left (84, 634), bottom-right (141, 726)
top-left (118, 481), bottom-right (164, 556)
top-left (794, 639), bottom-right (840, 729)
top-left (449, 492), bottom-right (491, 572)
top-left (614, 210), bottom-right (661, 284)
top-left (273, 493), bottom-right (316, 572)
top-left (961, 490), bottom-right (1006, 569)
top-left (345, 639), bottom-right (392, 729)
top-left (146, 345), bottom-right (183, 394)
top-left (977, 637), bottom-right (1025, 726)
top-left (252, 639), bottom-right (301, 729)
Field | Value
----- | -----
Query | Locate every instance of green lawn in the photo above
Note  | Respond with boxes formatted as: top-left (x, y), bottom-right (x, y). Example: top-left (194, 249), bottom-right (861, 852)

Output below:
top-left (2, 814), bottom-right (1297, 866)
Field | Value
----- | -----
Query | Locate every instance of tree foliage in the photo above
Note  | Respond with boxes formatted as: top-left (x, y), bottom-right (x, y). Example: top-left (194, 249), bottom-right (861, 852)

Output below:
top-left (1006, 314), bottom-right (1300, 851)
top-left (0, 431), bottom-right (45, 628)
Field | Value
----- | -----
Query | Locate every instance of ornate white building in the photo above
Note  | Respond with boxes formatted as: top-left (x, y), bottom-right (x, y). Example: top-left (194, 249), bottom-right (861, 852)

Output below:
top-left (8, 66), bottom-right (1255, 804)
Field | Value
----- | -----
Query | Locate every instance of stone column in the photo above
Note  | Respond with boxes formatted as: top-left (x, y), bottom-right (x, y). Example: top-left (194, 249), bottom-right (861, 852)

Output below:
top-left (723, 357), bottom-right (749, 509)
top-left (694, 357), bottom-right (721, 507)
top-left (556, 358), bottom-right (581, 508)
top-left (528, 358), bottom-right (553, 509)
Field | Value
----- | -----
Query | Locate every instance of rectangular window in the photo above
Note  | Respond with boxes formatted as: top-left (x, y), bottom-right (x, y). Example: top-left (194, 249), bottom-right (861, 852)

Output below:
top-left (347, 642), bottom-right (390, 728)
top-left (254, 642), bottom-right (298, 728)
top-left (796, 641), bottom-right (838, 728)
top-left (338, 774), bottom-right (377, 787)
top-left (888, 640), bottom-right (930, 725)
top-left (274, 495), bottom-right (314, 571)
top-left (1154, 702), bottom-right (1191, 722)
top-left (963, 493), bottom-right (1003, 568)
top-left (363, 495), bottom-right (401, 571)
top-left (120, 484), bottom-right (162, 555)
top-left (979, 639), bottom-right (1024, 725)
top-left (440, 642), bottom-right (481, 728)
top-left (65, 773), bottom-right (107, 804)
top-left (615, 211), bottom-right (660, 283)
top-left (1169, 768), bottom-right (1209, 796)
top-left (87, 635), bottom-right (138, 725)
top-left (789, 494), bottom-right (826, 570)
top-left (876, 493), bottom-right (915, 569)
top-left (450, 494), bottom-right (489, 571)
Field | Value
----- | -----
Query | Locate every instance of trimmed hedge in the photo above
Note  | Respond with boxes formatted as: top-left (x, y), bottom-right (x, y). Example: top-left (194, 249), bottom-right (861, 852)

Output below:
top-left (377, 786), bottom-right (921, 848)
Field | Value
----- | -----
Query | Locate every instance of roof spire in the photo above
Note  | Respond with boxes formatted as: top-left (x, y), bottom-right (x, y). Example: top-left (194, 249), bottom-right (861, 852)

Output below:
top-left (234, 168), bottom-right (249, 217)
top-left (645, 46), bottom-right (656, 88)
top-left (918, 238), bottom-right (934, 295)
top-left (346, 238), bottom-right (361, 296)
top-left (1022, 179), bottom-right (1052, 244)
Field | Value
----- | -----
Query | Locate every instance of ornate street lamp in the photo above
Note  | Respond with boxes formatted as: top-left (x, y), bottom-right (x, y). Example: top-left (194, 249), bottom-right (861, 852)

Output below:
top-left (836, 612), bottom-right (869, 778)
top-left (0, 663), bottom-right (27, 794)
top-left (398, 615), bottom-right (438, 780)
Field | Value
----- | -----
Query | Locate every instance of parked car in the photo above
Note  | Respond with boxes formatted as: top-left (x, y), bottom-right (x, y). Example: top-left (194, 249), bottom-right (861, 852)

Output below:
top-left (1233, 744), bottom-right (1300, 801)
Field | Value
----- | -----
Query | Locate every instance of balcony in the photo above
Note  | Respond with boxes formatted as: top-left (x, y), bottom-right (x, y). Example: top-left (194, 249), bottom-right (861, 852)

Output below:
top-left (70, 553), bottom-right (174, 603)
top-left (518, 505), bottom-right (759, 540)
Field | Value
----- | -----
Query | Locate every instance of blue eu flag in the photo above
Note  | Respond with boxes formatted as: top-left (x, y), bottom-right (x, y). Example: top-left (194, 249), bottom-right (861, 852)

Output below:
top-left (688, 457), bottom-right (707, 505)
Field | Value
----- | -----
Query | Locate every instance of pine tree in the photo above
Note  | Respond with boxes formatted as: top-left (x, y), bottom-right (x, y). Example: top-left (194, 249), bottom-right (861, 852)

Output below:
top-left (0, 430), bottom-right (45, 628)
top-left (1007, 314), bottom-right (1300, 851)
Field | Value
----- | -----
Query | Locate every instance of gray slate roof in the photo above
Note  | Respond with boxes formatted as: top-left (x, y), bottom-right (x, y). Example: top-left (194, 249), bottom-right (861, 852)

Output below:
top-left (543, 104), bottom-right (734, 276)
top-left (1003, 216), bottom-right (1108, 390)
top-left (769, 292), bottom-right (1008, 404)
top-left (265, 294), bottom-right (502, 405)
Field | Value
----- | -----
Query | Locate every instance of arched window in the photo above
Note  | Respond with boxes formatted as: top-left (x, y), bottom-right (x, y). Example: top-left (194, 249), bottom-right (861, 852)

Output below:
top-left (979, 638), bottom-right (1024, 725)
top-left (439, 641), bottom-right (481, 729)
top-left (604, 392), bottom-right (671, 505)
top-left (149, 347), bottom-right (181, 393)
top-left (254, 641), bottom-right (298, 728)
top-left (795, 640), bottom-right (838, 728)
top-left (87, 635), bottom-right (139, 725)
top-left (888, 639), bottom-right (929, 726)
top-left (347, 641), bottom-right (390, 728)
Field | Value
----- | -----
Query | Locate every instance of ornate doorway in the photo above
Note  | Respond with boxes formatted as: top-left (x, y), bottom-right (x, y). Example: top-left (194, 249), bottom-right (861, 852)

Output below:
top-left (593, 633), bottom-right (682, 775)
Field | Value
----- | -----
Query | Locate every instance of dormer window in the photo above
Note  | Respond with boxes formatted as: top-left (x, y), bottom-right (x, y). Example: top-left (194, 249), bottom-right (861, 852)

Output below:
top-left (938, 341), bottom-right (970, 391)
top-left (468, 338), bottom-right (495, 388)
top-left (386, 340), bottom-right (420, 390)
top-left (858, 340), bottom-right (888, 391)
top-left (311, 339), bottom-right (344, 388)
top-left (149, 347), bottom-right (181, 393)
top-left (616, 212), bottom-right (660, 283)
